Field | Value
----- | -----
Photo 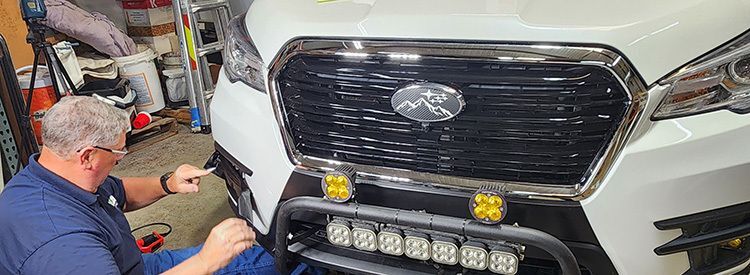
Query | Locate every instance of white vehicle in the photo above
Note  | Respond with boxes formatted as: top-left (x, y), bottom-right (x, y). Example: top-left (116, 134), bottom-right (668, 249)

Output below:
top-left (206, 1), bottom-right (750, 274)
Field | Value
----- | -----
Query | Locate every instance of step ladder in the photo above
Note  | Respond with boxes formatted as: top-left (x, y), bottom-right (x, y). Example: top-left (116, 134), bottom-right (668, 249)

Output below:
top-left (172, 0), bottom-right (232, 133)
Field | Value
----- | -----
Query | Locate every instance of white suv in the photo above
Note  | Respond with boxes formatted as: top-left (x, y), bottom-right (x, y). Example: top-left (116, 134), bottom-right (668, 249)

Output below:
top-left (206, 1), bottom-right (750, 274)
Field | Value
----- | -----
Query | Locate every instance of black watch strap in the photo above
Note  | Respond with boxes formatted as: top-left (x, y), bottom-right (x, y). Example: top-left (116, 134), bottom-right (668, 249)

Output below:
top-left (160, 172), bottom-right (176, 195)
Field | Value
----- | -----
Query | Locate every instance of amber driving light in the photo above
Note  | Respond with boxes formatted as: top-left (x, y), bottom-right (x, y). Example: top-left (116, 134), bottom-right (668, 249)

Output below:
top-left (321, 165), bottom-right (356, 202)
top-left (470, 189), bottom-right (507, 224)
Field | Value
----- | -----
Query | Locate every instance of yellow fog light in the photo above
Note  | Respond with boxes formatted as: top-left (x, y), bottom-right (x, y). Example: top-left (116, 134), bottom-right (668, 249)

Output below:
top-left (470, 190), bottom-right (507, 224)
top-left (725, 238), bottom-right (744, 249)
top-left (321, 165), bottom-right (356, 202)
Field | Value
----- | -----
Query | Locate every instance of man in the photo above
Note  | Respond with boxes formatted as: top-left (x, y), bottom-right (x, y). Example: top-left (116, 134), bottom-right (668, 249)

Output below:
top-left (0, 96), bottom-right (291, 274)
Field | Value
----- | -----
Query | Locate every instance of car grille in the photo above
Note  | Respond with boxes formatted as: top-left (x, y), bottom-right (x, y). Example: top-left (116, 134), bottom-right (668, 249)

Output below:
top-left (274, 47), bottom-right (631, 186)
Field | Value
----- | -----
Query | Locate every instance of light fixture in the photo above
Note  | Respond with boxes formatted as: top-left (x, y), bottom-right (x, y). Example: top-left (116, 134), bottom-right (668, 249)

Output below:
top-left (321, 165), bottom-right (356, 202)
top-left (431, 237), bottom-right (459, 265)
top-left (459, 241), bottom-right (489, 270)
top-left (377, 228), bottom-right (404, 256)
top-left (351, 224), bottom-right (378, 252)
top-left (724, 238), bottom-right (744, 249)
top-left (404, 232), bottom-right (431, 261)
top-left (470, 189), bottom-right (508, 224)
top-left (326, 220), bottom-right (352, 247)
top-left (488, 246), bottom-right (520, 274)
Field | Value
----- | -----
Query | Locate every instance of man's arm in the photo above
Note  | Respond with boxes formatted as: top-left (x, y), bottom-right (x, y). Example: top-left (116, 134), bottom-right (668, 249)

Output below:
top-left (121, 176), bottom-right (166, 211)
top-left (122, 164), bottom-right (211, 212)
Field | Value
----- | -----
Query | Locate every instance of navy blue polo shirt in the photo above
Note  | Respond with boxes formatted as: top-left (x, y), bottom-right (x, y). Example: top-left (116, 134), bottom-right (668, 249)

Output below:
top-left (0, 155), bottom-right (143, 274)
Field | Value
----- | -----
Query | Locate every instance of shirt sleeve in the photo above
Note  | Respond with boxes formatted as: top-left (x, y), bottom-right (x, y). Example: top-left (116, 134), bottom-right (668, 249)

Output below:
top-left (20, 233), bottom-right (120, 275)
top-left (104, 176), bottom-right (127, 210)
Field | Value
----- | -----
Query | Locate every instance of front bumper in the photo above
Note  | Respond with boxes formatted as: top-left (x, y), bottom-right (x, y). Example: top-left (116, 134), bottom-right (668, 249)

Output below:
top-left (274, 197), bottom-right (579, 274)
top-left (209, 142), bottom-right (617, 274)
top-left (210, 69), bottom-right (750, 274)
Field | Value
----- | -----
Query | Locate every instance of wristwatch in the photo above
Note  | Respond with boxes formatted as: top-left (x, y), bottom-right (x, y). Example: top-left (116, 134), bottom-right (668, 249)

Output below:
top-left (160, 172), bottom-right (176, 195)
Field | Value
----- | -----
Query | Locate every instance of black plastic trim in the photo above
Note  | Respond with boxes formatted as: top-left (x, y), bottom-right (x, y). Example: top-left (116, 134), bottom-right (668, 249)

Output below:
top-left (654, 201), bottom-right (750, 274)
top-left (211, 142), bottom-right (618, 274)
top-left (654, 201), bottom-right (750, 255)
top-left (655, 224), bottom-right (750, 256)
top-left (655, 201), bottom-right (750, 231)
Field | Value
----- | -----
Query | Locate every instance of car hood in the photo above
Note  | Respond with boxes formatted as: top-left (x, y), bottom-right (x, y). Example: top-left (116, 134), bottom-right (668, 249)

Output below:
top-left (244, 0), bottom-right (750, 84)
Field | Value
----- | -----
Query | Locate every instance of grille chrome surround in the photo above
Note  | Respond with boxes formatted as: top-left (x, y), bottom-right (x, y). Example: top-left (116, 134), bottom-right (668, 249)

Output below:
top-left (267, 39), bottom-right (647, 201)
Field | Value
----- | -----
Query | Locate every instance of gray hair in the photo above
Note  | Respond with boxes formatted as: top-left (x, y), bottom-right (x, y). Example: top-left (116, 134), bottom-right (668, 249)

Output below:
top-left (41, 96), bottom-right (130, 159)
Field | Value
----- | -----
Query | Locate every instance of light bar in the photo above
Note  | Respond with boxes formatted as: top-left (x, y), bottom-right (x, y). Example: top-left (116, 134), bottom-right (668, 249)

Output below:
top-left (460, 241), bottom-right (488, 270)
top-left (431, 239), bottom-right (459, 265)
top-left (326, 221), bottom-right (352, 247)
top-left (404, 232), bottom-right (431, 261)
top-left (488, 247), bottom-right (519, 275)
top-left (352, 226), bottom-right (378, 252)
top-left (377, 228), bottom-right (405, 256)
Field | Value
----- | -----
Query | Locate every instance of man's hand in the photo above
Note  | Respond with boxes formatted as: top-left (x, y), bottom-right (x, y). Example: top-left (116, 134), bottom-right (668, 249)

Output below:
top-left (167, 164), bottom-right (212, 194)
top-left (196, 218), bottom-right (256, 273)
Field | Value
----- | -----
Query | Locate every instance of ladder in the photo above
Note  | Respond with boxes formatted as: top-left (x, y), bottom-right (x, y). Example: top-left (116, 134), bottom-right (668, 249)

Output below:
top-left (172, 0), bottom-right (232, 133)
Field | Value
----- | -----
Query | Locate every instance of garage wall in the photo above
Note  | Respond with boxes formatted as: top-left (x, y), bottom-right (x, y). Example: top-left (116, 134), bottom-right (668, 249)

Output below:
top-left (0, 1), bottom-right (34, 69)
top-left (1, 0), bottom-right (248, 69)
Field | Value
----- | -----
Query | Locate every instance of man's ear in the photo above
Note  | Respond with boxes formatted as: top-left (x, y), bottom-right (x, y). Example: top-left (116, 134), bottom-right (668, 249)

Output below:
top-left (78, 148), bottom-right (94, 170)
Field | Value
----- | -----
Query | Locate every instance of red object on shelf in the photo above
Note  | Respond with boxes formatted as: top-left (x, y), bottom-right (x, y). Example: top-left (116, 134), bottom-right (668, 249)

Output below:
top-left (122, 0), bottom-right (172, 9)
top-left (132, 111), bottom-right (152, 129)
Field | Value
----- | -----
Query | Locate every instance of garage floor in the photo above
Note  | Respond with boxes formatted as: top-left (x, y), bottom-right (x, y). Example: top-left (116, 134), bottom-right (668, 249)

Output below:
top-left (111, 126), bottom-right (235, 250)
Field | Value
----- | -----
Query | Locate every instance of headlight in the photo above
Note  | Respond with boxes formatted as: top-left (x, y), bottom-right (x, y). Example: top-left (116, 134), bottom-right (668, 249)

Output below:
top-left (653, 31), bottom-right (750, 120)
top-left (223, 12), bottom-right (265, 92)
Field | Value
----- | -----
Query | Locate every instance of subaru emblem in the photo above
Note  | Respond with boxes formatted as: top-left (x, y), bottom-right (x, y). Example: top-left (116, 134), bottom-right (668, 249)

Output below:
top-left (391, 82), bottom-right (465, 122)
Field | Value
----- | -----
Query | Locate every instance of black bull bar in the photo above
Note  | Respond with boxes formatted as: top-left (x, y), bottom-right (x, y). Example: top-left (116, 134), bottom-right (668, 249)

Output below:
top-left (274, 197), bottom-right (581, 275)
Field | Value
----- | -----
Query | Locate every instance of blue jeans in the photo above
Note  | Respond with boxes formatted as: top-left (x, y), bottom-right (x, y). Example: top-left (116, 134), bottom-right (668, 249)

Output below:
top-left (142, 245), bottom-right (315, 275)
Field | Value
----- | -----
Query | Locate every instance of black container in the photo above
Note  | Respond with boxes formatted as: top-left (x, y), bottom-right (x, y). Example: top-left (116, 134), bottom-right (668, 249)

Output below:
top-left (77, 77), bottom-right (136, 108)
top-left (78, 77), bottom-right (129, 97)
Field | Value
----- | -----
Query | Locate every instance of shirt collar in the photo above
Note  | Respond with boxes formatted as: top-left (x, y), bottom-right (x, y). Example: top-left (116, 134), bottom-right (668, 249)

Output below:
top-left (27, 154), bottom-right (99, 206)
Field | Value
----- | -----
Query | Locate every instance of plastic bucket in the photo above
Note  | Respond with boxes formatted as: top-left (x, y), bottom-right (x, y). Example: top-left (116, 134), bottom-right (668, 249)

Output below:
top-left (161, 53), bottom-right (183, 70)
top-left (162, 68), bottom-right (187, 102)
top-left (16, 65), bottom-right (59, 145)
top-left (112, 47), bottom-right (165, 113)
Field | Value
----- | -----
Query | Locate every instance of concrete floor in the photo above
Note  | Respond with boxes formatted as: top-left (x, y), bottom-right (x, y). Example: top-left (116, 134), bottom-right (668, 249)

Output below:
top-left (111, 126), bottom-right (235, 250)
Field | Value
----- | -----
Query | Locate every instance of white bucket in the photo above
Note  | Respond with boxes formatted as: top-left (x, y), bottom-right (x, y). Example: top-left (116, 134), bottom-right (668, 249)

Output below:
top-left (161, 53), bottom-right (183, 71)
top-left (16, 65), bottom-right (55, 91)
top-left (112, 46), bottom-right (165, 113)
top-left (162, 68), bottom-right (187, 102)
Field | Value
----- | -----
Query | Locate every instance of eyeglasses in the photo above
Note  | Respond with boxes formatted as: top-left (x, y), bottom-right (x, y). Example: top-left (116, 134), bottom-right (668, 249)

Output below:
top-left (93, 145), bottom-right (129, 156)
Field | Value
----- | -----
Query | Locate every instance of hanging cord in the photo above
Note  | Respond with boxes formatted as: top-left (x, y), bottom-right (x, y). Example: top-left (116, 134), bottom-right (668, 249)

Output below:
top-left (131, 222), bottom-right (172, 236)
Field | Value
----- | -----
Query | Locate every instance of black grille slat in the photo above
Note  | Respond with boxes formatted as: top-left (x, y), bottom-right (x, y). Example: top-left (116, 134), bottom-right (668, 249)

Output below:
top-left (301, 144), bottom-right (585, 178)
top-left (288, 106), bottom-right (614, 141)
top-left (277, 53), bottom-right (630, 185)
top-left (298, 135), bottom-right (595, 167)
top-left (293, 121), bottom-right (599, 159)
top-left (284, 91), bottom-right (620, 130)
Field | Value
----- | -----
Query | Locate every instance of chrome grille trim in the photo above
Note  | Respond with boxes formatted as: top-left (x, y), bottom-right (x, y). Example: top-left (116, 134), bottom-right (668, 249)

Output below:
top-left (267, 39), bottom-right (648, 201)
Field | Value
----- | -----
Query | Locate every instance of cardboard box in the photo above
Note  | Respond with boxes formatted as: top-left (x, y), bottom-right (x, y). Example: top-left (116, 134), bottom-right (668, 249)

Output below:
top-left (132, 33), bottom-right (179, 56)
top-left (124, 0), bottom-right (174, 27)
top-left (128, 22), bottom-right (176, 37)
